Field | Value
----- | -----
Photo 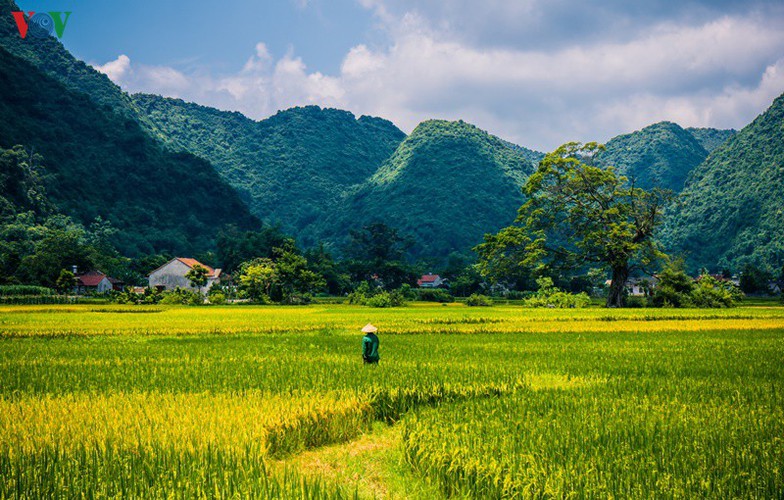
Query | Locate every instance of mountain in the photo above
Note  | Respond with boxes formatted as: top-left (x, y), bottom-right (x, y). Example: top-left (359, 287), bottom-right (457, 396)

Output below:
top-left (686, 127), bottom-right (737, 153)
top-left (663, 92), bottom-right (784, 272)
top-left (503, 141), bottom-right (545, 165)
top-left (0, 42), bottom-right (258, 255)
top-left (339, 120), bottom-right (536, 260)
top-left (0, 1), bottom-right (163, 130)
top-left (132, 96), bottom-right (406, 247)
top-left (595, 122), bottom-right (708, 192)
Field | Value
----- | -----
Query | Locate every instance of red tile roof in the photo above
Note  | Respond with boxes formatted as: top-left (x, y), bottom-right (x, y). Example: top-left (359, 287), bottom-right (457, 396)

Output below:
top-left (175, 258), bottom-right (219, 278)
top-left (417, 274), bottom-right (443, 286)
top-left (76, 271), bottom-right (108, 287)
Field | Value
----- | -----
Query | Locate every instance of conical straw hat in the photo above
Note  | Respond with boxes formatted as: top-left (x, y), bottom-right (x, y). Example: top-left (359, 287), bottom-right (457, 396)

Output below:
top-left (362, 323), bottom-right (378, 333)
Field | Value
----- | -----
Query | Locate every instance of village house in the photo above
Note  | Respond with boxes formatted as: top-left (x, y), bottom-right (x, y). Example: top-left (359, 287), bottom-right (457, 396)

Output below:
top-left (74, 270), bottom-right (120, 295)
top-left (417, 273), bottom-right (447, 288)
top-left (148, 257), bottom-right (222, 293)
top-left (605, 276), bottom-right (658, 297)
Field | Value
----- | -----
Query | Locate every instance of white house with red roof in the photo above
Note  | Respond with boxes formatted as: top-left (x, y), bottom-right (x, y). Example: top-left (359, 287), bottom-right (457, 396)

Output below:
top-left (74, 270), bottom-right (116, 295)
top-left (417, 273), bottom-right (446, 288)
top-left (148, 257), bottom-right (222, 293)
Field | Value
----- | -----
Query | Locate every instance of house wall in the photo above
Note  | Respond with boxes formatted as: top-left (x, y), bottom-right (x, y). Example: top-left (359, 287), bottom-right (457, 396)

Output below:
top-left (96, 278), bottom-right (113, 294)
top-left (419, 277), bottom-right (444, 288)
top-left (148, 260), bottom-right (218, 293)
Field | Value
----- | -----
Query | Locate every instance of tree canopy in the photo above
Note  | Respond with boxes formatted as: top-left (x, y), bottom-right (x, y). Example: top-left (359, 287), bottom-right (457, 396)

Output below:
top-left (476, 142), bottom-right (671, 307)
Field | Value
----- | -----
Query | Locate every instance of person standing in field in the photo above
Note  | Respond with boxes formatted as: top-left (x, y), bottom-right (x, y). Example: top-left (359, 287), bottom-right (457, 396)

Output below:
top-left (362, 323), bottom-right (380, 364)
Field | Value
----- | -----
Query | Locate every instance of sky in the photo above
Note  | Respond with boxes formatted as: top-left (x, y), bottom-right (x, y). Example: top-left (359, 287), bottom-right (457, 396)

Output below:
top-left (20, 0), bottom-right (784, 151)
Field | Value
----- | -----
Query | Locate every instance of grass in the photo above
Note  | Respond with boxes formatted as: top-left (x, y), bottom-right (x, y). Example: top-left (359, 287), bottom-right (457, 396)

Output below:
top-left (0, 303), bottom-right (782, 498)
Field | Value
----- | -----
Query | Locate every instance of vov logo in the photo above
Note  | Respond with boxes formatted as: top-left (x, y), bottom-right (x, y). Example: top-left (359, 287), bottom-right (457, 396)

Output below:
top-left (12, 11), bottom-right (72, 39)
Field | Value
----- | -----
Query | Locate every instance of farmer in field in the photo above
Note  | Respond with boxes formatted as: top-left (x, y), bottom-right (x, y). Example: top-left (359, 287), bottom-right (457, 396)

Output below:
top-left (361, 323), bottom-right (380, 364)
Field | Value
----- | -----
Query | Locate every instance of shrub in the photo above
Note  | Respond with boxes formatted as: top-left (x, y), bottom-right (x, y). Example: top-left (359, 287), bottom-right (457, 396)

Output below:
top-left (347, 281), bottom-right (373, 305)
top-left (281, 293), bottom-right (312, 305)
top-left (625, 296), bottom-right (648, 308)
top-left (651, 260), bottom-right (694, 308)
top-left (397, 283), bottom-right (418, 301)
top-left (347, 282), bottom-right (407, 307)
top-left (465, 294), bottom-right (493, 307)
top-left (112, 288), bottom-right (163, 305)
top-left (365, 292), bottom-right (393, 308)
top-left (208, 291), bottom-right (227, 305)
top-left (0, 285), bottom-right (54, 296)
top-left (651, 261), bottom-right (743, 308)
top-left (159, 288), bottom-right (203, 305)
top-left (690, 275), bottom-right (743, 308)
top-left (524, 278), bottom-right (590, 309)
top-left (365, 290), bottom-right (406, 308)
top-left (415, 288), bottom-right (454, 303)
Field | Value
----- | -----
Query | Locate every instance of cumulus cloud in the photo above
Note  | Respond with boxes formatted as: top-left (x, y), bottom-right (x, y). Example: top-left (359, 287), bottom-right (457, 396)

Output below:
top-left (94, 54), bottom-right (190, 95)
top-left (93, 1), bottom-right (784, 151)
top-left (94, 54), bottom-right (130, 82)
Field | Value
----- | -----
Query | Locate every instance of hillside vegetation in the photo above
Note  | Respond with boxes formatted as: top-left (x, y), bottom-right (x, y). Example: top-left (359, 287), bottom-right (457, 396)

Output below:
top-left (0, 4), bottom-right (259, 256)
top-left (0, 45), bottom-right (258, 255)
top-left (686, 127), bottom-right (737, 153)
top-left (663, 92), bottom-right (784, 273)
top-left (133, 96), bottom-right (406, 247)
top-left (595, 121), bottom-right (709, 192)
top-left (340, 120), bottom-right (535, 260)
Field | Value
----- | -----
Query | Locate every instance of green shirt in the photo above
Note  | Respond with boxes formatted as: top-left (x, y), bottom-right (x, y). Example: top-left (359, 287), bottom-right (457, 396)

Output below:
top-left (362, 333), bottom-right (379, 362)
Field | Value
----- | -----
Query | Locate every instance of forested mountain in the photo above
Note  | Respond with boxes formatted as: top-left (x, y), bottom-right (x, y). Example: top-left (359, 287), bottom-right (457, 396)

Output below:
top-left (0, 43), bottom-right (258, 255)
top-left (503, 141), bottom-right (545, 165)
top-left (662, 92), bottom-right (784, 273)
top-left (0, 1), bottom-right (166, 133)
top-left (686, 127), bottom-right (737, 153)
top-left (132, 96), bottom-right (406, 247)
top-left (338, 120), bottom-right (536, 261)
top-left (132, 94), bottom-right (534, 259)
top-left (594, 122), bottom-right (709, 192)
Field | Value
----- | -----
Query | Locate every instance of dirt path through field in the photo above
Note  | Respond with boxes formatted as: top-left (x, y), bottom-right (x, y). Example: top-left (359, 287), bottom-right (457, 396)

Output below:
top-left (272, 421), bottom-right (444, 499)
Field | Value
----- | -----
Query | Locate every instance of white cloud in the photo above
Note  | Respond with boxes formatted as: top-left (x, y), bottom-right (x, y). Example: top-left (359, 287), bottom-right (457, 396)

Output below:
top-left (94, 54), bottom-right (130, 82)
top-left (93, 55), bottom-right (189, 95)
top-left (92, 4), bottom-right (784, 151)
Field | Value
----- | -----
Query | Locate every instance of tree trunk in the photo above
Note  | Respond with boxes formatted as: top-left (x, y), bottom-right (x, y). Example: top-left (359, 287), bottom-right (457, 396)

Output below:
top-left (607, 265), bottom-right (629, 308)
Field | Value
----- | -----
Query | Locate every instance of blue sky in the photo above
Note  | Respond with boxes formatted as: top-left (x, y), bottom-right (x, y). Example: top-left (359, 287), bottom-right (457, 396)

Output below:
top-left (19, 0), bottom-right (784, 151)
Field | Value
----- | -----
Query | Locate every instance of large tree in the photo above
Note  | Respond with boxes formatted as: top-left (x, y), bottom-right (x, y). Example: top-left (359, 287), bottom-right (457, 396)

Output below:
top-left (476, 142), bottom-right (670, 307)
top-left (344, 222), bottom-right (416, 289)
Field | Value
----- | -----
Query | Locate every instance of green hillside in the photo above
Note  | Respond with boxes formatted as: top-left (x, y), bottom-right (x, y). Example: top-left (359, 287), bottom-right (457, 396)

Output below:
top-left (503, 141), bottom-right (545, 165)
top-left (0, 145), bottom-right (53, 221)
top-left (0, 45), bottom-right (258, 255)
top-left (0, 1), bottom-right (168, 135)
top-left (340, 120), bottom-right (535, 260)
top-left (595, 122), bottom-right (708, 192)
top-left (686, 127), bottom-right (737, 153)
top-left (132, 96), bottom-right (406, 247)
top-left (663, 92), bottom-right (784, 272)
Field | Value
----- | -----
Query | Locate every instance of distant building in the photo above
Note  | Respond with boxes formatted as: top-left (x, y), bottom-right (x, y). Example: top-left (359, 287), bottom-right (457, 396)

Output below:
top-left (605, 276), bottom-right (658, 296)
top-left (108, 277), bottom-right (125, 291)
top-left (74, 270), bottom-right (115, 295)
top-left (417, 273), bottom-right (447, 288)
top-left (148, 257), bottom-right (222, 293)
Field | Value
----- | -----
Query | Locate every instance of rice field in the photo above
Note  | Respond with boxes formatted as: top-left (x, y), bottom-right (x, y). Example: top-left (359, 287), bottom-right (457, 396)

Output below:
top-left (1, 303), bottom-right (783, 498)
